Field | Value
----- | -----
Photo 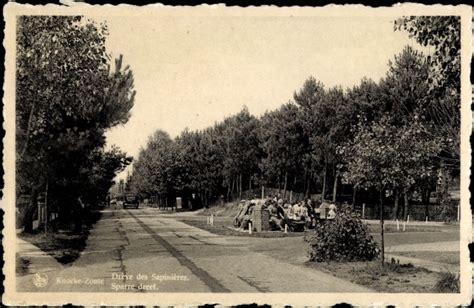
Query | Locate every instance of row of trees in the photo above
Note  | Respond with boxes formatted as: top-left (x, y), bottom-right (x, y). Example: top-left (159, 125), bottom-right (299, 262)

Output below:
top-left (128, 16), bottom-right (460, 220)
top-left (17, 16), bottom-right (135, 232)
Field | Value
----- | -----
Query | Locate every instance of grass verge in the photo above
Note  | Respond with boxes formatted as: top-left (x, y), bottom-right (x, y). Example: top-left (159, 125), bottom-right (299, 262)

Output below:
top-left (19, 210), bottom-right (102, 265)
top-left (368, 224), bottom-right (449, 233)
top-left (306, 259), bottom-right (458, 293)
top-left (390, 251), bottom-right (459, 265)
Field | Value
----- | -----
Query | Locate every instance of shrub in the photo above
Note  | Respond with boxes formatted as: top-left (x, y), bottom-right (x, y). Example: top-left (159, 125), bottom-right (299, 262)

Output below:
top-left (304, 206), bottom-right (379, 262)
top-left (16, 255), bottom-right (31, 275)
top-left (434, 272), bottom-right (460, 293)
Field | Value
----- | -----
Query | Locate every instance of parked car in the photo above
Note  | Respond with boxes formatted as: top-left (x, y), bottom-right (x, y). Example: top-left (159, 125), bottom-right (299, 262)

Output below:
top-left (123, 195), bottom-right (139, 209)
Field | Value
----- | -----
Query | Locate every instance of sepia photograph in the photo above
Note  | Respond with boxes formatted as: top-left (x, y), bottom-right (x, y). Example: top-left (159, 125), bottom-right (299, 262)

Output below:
top-left (2, 2), bottom-right (472, 306)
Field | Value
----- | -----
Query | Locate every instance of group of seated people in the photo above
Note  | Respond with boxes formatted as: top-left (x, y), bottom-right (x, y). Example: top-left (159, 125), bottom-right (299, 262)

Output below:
top-left (266, 197), bottom-right (337, 231)
top-left (233, 196), bottom-right (338, 232)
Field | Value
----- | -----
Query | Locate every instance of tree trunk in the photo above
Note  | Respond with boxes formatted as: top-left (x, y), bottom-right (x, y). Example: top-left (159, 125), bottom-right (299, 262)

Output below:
top-left (392, 191), bottom-right (399, 220)
top-left (321, 162), bottom-right (327, 201)
top-left (232, 176), bottom-right (236, 199)
top-left (19, 102), bottom-right (36, 159)
top-left (239, 173), bottom-right (242, 199)
top-left (23, 190), bottom-right (38, 233)
top-left (424, 190), bottom-right (431, 218)
top-left (305, 176), bottom-right (311, 199)
top-left (44, 180), bottom-right (49, 234)
top-left (227, 179), bottom-right (232, 200)
top-left (379, 188), bottom-right (384, 266)
top-left (403, 188), bottom-right (409, 220)
top-left (421, 189), bottom-right (430, 204)
top-left (278, 172), bottom-right (281, 195)
top-left (303, 169), bottom-right (307, 197)
top-left (332, 169), bottom-right (338, 203)
top-left (352, 185), bottom-right (357, 210)
top-left (283, 171), bottom-right (288, 199)
top-left (304, 170), bottom-right (310, 198)
top-left (234, 177), bottom-right (238, 198)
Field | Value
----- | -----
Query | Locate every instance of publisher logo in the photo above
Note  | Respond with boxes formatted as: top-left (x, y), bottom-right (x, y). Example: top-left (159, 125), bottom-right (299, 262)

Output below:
top-left (32, 273), bottom-right (48, 288)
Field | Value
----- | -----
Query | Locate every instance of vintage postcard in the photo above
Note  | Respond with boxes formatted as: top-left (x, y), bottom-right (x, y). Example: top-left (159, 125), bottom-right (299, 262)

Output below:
top-left (2, 2), bottom-right (472, 306)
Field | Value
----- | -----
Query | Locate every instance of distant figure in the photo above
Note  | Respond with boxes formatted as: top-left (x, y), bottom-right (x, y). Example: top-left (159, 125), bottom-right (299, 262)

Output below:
top-left (292, 202), bottom-right (301, 220)
top-left (328, 203), bottom-right (337, 219)
top-left (304, 199), bottom-right (314, 217)
top-left (284, 203), bottom-right (295, 220)
top-left (276, 199), bottom-right (285, 218)
top-left (319, 201), bottom-right (331, 219)
top-left (267, 200), bottom-right (283, 231)
top-left (298, 201), bottom-right (309, 220)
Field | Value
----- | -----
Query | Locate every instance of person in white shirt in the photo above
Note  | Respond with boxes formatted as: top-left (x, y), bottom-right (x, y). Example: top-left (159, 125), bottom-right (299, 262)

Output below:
top-left (292, 202), bottom-right (301, 220)
top-left (283, 203), bottom-right (294, 220)
top-left (328, 203), bottom-right (337, 219)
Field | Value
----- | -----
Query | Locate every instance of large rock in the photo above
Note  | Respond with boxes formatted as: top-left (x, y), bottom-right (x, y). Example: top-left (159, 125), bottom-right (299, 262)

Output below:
top-left (251, 200), bottom-right (271, 231)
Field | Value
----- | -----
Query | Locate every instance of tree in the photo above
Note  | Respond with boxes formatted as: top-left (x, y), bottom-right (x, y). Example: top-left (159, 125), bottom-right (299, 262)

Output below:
top-left (395, 17), bottom-right (461, 220)
top-left (16, 16), bottom-right (135, 232)
top-left (259, 103), bottom-right (308, 198)
top-left (217, 107), bottom-right (261, 200)
top-left (315, 86), bottom-right (349, 202)
top-left (341, 116), bottom-right (441, 264)
top-left (137, 130), bottom-right (174, 198)
top-left (395, 16), bottom-right (460, 94)
top-left (79, 146), bottom-right (132, 206)
top-left (293, 77), bottom-right (326, 198)
top-left (294, 78), bottom-right (352, 202)
top-left (379, 45), bottom-right (430, 124)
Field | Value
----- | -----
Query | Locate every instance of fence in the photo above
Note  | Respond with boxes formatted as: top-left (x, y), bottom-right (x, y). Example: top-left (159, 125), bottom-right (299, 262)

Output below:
top-left (354, 201), bottom-right (459, 221)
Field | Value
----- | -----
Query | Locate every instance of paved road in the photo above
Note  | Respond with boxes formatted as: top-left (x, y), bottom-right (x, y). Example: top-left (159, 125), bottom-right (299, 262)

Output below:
top-left (17, 208), bottom-right (371, 293)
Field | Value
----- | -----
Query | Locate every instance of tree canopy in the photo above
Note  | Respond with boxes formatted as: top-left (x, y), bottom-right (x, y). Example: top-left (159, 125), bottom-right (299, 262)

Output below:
top-left (17, 16), bottom-right (135, 231)
top-left (127, 16), bottom-right (460, 222)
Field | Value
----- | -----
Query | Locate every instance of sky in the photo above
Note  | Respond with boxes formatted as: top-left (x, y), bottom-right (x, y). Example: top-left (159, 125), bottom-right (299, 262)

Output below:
top-left (100, 14), bottom-right (424, 180)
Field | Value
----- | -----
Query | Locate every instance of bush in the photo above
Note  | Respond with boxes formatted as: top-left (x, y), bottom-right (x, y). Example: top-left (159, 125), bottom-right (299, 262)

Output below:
top-left (304, 206), bottom-right (379, 262)
top-left (434, 272), bottom-right (460, 293)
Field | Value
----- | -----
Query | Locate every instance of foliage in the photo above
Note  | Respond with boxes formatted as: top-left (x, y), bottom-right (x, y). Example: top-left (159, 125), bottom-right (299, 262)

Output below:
top-left (395, 16), bottom-right (460, 93)
top-left (395, 16), bottom-right (460, 165)
top-left (341, 116), bottom-right (441, 192)
top-left (304, 207), bottom-right (379, 262)
top-left (434, 272), bottom-right (460, 293)
top-left (379, 45), bottom-right (430, 124)
top-left (258, 103), bottom-right (309, 189)
top-left (79, 146), bottom-right (132, 205)
top-left (16, 16), bottom-right (135, 230)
